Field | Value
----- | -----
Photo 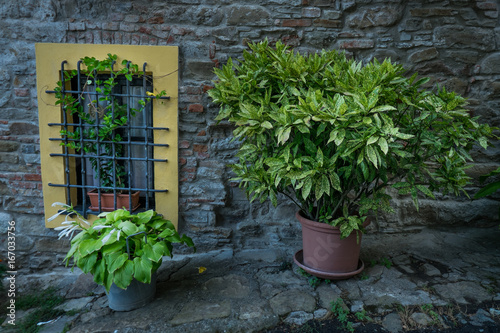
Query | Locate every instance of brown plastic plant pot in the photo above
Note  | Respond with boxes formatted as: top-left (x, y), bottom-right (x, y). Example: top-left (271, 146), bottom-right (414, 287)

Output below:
top-left (295, 211), bottom-right (368, 275)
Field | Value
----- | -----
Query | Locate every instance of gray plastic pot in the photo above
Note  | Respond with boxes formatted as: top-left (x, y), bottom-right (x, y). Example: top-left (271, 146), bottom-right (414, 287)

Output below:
top-left (106, 272), bottom-right (157, 311)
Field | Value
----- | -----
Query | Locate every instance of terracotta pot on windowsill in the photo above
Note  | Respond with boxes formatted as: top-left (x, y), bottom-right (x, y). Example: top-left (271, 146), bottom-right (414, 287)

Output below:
top-left (87, 189), bottom-right (140, 212)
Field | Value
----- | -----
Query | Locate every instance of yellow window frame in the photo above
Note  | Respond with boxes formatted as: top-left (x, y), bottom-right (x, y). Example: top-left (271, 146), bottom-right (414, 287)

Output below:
top-left (35, 43), bottom-right (179, 228)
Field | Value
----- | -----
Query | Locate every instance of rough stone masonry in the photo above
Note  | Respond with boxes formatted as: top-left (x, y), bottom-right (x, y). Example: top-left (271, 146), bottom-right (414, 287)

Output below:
top-left (0, 0), bottom-right (499, 272)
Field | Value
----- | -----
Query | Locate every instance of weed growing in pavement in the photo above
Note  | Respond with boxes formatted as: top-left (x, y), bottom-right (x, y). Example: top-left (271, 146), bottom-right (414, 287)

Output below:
top-left (308, 276), bottom-right (322, 288)
top-left (354, 309), bottom-right (370, 321)
top-left (330, 298), bottom-right (372, 332)
top-left (368, 257), bottom-right (393, 269)
top-left (396, 302), bottom-right (461, 330)
top-left (421, 303), bottom-right (441, 326)
top-left (419, 283), bottom-right (436, 295)
top-left (379, 257), bottom-right (393, 269)
top-left (331, 298), bottom-right (354, 333)
top-left (297, 268), bottom-right (331, 289)
top-left (297, 323), bottom-right (317, 333)
top-left (278, 259), bottom-right (292, 271)
top-left (15, 287), bottom-right (66, 333)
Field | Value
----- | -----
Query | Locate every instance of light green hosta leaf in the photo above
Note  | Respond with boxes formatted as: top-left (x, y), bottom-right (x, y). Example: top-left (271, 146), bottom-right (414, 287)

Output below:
top-left (65, 243), bottom-right (79, 263)
top-left (79, 252), bottom-right (98, 274)
top-left (118, 221), bottom-right (139, 236)
top-left (149, 219), bottom-right (166, 230)
top-left (103, 271), bottom-right (113, 293)
top-left (92, 260), bottom-right (106, 287)
top-left (133, 256), bottom-right (153, 284)
top-left (106, 209), bottom-right (130, 223)
top-left (78, 239), bottom-right (103, 256)
top-left (158, 228), bottom-right (175, 238)
top-left (102, 241), bottom-right (125, 255)
top-left (136, 210), bottom-right (155, 225)
top-left (113, 260), bottom-right (134, 290)
top-left (155, 241), bottom-right (171, 258)
top-left (106, 252), bottom-right (128, 274)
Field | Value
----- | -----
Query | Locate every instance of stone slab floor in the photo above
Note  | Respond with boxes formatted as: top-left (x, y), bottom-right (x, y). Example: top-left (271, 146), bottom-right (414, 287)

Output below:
top-left (3, 226), bottom-right (500, 333)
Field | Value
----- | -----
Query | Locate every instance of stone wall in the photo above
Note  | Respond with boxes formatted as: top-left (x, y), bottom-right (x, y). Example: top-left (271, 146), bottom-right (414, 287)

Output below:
top-left (0, 0), bottom-right (499, 271)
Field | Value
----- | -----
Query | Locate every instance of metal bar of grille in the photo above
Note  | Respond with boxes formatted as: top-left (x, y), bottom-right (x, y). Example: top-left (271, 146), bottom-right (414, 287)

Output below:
top-left (48, 123), bottom-right (170, 131)
top-left (60, 61), bottom-right (72, 207)
top-left (143, 62), bottom-right (151, 210)
top-left (48, 183), bottom-right (168, 192)
top-left (77, 60), bottom-right (88, 218)
top-left (48, 138), bottom-right (169, 147)
top-left (49, 153), bottom-right (167, 162)
top-left (110, 60), bottom-right (118, 211)
top-left (126, 61), bottom-right (133, 211)
top-left (92, 68), bottom-right (102, 212)
top-left (46, 89), bottom-right (170, 100)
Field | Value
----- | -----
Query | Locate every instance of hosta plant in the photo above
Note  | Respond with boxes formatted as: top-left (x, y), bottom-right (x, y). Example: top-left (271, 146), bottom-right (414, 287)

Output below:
top-left (52, 203), bottom-right (195, 291)
top-left (208, 40), bottom-right (495, 238)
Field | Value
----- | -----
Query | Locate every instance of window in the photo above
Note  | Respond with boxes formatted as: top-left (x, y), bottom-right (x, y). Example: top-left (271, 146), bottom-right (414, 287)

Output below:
top-left (36, 44), bottom-right (179, 228)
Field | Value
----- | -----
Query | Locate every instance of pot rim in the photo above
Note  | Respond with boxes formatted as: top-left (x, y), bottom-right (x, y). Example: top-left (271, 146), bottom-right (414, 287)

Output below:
top-left (295, 210), bottom-right (370, 233)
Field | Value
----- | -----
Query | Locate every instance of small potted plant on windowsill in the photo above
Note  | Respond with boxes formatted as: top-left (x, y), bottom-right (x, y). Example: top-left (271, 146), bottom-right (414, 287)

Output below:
top-left (52, 203), bottom-right (195, 311)
top-left (208, 40), bottom-right (496, 279)
top-left (54, 54), bottom-right (165, 212)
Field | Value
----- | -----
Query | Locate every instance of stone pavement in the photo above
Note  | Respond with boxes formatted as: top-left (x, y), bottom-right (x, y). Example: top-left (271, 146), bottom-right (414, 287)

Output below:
top-left (6, 226), bottom-right (500, 332)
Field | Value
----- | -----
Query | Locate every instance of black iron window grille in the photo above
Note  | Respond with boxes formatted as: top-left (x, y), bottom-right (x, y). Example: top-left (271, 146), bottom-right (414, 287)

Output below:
top-left (46, 60), bottom-right (170, 217)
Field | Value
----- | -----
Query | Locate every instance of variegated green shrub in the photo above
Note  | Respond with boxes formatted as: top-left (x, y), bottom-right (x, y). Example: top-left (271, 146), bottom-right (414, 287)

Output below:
top-left (208, 40), bottom-right (495, 238)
